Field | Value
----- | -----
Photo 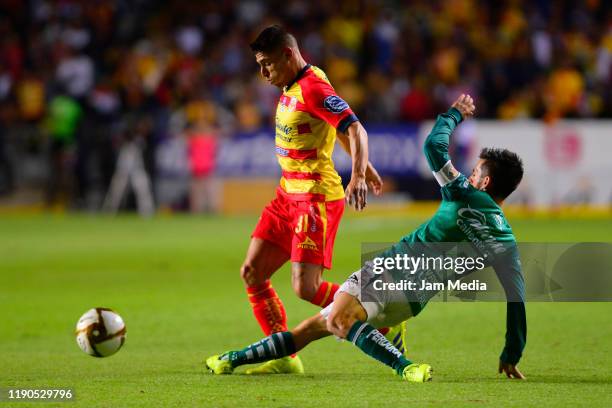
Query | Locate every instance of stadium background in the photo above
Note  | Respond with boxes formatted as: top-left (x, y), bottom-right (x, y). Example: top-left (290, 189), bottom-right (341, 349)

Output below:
top-left (0, 0), bottom-right (611, 213)
top-left (1, 1), bottom-right (611, 407)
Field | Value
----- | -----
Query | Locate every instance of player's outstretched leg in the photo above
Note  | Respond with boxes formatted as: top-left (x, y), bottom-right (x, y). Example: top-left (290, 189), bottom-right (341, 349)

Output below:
top-left (239, 238), bottom-right (307, 373)
top-left (205, 314), bottom-right (330, 375)
top-left (205, 332), bottom-right (297, 375)
top-left (346, 321), bottom-right (431, 382)
top-left (244, 262), bottom-right (340, 374)
top-left (326, 292), bottom-right (431, 383)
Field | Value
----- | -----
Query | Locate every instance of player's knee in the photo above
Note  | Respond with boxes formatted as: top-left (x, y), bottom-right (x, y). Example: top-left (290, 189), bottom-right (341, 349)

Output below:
top-left (240, 263), bottom-right (258, 285)
top-left (291, 265), bottom-right (322, 301)
top-left (292, 279), bottom-right (318, 301)
top-left (326, 311), bottom-right (354, 339)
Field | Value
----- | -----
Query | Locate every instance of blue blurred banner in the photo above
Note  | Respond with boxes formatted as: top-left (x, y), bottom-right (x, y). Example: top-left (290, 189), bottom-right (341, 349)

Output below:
top-left (215, 124), bottom-right (421, 177)
top-left (155, 119), bottom-right (612, 207)
top-left (216, 130), bottom-right (279, 177)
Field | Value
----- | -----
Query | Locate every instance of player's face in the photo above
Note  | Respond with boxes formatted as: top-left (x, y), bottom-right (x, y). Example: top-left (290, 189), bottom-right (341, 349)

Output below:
top-left (468, 159), bottom-right (490, 191)
top-left (255, 50), bottom-right (290, 88)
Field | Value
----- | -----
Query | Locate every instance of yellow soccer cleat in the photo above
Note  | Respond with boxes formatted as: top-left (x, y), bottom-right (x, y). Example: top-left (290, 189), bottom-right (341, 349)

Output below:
top-left (385, 321), bottom-right (408, 356)
top-left (205, 354), bottom-right (234, 375)
top-left (245, 356), bottom-right (304, 375)
top-left (402, 363), bottom-right (433, 383)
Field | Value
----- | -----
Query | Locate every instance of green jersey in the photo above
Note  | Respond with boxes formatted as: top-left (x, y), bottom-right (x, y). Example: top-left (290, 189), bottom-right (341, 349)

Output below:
top-left (402, 107), bottom-right (526, 365)
top-left (47, 95), bottom-right (82, 143)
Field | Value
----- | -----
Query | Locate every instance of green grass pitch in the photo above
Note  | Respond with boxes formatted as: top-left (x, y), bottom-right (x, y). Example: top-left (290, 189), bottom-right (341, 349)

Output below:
top-left (1, 214), bottom-right (612, 407)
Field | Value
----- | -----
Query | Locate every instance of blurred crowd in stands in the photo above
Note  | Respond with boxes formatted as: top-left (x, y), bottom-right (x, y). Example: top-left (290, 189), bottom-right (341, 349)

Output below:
top-left (0, 0), bottom-right (610, 210)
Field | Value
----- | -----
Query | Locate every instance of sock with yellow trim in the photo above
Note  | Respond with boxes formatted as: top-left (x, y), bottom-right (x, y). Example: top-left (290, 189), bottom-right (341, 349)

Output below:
top-left (247, 280), bottom-right (287, 336)
top-left (310, 281), bottom-right (339, 308)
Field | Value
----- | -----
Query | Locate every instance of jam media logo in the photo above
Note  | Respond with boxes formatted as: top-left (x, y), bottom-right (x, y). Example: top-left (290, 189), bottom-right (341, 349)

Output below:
top-left (323, 95), bottom-right (349, 114)
top-left (275, 146), bottom-right (289, 157)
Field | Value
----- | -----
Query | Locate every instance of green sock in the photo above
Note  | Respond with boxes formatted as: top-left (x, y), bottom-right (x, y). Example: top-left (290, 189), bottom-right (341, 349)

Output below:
top-left (347, 321), bottom-right (412, 375)
top-left (222, 331), bottom-right (296, 368)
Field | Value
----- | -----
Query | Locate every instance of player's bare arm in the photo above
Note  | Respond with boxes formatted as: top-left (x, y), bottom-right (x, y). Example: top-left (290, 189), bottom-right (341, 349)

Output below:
top-left (336, 130), bottom-right (383, 196)
top-left (340, 121), bottom-right (370, 211)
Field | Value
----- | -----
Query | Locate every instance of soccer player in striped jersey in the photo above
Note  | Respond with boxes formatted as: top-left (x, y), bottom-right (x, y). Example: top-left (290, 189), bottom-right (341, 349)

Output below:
top-left (237, 25), bottom-right (386, 374)
top-left (206, 94), bottom-right (527, 382)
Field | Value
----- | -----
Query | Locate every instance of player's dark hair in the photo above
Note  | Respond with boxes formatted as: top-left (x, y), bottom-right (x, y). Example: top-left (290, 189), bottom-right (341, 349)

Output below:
top-left (250, 25), bottom-right (296, 53)
top-left (479, 148), bottom-right (524, 200)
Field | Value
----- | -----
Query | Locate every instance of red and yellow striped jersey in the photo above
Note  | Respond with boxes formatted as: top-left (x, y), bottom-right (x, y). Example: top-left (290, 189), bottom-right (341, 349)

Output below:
top-left (275, 64), bottom-right (358, 202)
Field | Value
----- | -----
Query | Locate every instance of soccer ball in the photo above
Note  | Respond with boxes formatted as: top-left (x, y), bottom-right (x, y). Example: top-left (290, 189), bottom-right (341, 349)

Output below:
top-left (75, 308), bottom-right (126, 357)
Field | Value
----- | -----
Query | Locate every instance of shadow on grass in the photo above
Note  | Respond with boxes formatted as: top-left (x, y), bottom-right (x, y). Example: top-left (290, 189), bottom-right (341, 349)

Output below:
top-left (440, 375), bottom-right (612, 385)
top-left (521, 375), bottom-right (612, 385)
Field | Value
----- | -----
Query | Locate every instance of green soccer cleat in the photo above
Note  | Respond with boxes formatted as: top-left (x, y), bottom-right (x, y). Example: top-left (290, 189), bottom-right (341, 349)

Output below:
top-left (245, 356), bottom-right (304, 375)
top-left (402, 363), bottom-right (433, 383)
top-left (205, 354), bottom-right (234, 375)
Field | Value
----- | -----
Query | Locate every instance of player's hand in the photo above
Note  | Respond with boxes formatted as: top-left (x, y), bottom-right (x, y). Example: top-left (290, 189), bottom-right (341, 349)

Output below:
top-left (345, 175), bottom-right (368, 211)
top-left (366, 163), bottom-right (383, 196)
top-left (498, 361), bottom-right (526, 380)
top-left (451, 94), bottom-right (476, 119)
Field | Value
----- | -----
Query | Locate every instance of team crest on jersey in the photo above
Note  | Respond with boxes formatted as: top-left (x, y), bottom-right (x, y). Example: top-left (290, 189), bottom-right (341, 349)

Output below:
top-left (288, 97), bottom-right (298, 112)
top-left (279, 96), bottom-right (298, 113)
top-left (323, 95), bottom-right (349, 114)
top-left (491, 214), bottom-right (504, 228)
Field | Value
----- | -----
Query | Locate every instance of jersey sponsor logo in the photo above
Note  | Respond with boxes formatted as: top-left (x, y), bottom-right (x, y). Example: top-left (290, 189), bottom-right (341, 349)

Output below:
top-left (323, 95), bottom-right (349, 114)
top-left (456, 207), bottom-right (506, 256)
top-left (297, 236), bottom-right (318, 250)
top-left (275, 147), bottom-right (318, 160)
top-left (277, 133), bottom-right (293, 143)
top-left (275, 121), bottom-right (292, 136)
top-left (365, 330), bottom-right (403, 359)
top-left (457, 207), bottom-right (486, 224)
top-left (275, 146), bottom-right (289, 157)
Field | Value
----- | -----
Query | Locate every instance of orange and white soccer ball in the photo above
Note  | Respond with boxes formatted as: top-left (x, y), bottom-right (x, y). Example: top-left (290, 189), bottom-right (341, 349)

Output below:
top-left (75, 308), bottom-right (126, 357)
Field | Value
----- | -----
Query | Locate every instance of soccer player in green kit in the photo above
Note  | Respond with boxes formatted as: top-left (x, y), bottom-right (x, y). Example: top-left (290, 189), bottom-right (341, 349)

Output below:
top-left (205, 94), bottom-right (527, 382)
